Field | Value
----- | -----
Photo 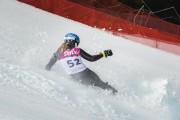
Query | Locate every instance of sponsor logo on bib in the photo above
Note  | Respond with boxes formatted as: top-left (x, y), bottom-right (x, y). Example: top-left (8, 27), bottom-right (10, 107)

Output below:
top-left (64, 50), bottom-right (78, 57)
top-left (60, 47), bottom-right (80, 59)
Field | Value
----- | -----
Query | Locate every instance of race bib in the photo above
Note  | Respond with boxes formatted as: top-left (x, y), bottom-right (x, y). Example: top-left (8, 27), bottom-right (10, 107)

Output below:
top-left (59, 48), bottom-right (86, 74)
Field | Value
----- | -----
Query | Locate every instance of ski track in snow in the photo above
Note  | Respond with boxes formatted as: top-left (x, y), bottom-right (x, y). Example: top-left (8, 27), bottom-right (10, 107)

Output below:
top-left (0, 0), bottom-right (180, 120)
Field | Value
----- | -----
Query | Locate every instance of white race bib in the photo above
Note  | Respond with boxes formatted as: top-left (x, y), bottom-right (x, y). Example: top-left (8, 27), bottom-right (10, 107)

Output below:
top-left (59, 47), bottom-right (86, 74)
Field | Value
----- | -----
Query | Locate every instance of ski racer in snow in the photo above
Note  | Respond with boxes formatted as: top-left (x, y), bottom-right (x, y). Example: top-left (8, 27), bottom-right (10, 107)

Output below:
top-left (45, 33), bottom-right (118, 94)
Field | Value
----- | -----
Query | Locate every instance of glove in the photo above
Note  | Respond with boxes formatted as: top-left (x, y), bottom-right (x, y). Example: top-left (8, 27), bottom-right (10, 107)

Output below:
top-left (101, 49), bottom-right (113, 58)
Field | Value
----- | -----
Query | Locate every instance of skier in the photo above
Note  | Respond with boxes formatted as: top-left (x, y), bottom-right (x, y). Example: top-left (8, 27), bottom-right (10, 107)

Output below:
top-left (45, 33), bottom-right (118, 94)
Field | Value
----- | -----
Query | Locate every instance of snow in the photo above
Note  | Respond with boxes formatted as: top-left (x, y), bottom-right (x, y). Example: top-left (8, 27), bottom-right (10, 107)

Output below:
top-left (0, 0), bottom-right (180, 120)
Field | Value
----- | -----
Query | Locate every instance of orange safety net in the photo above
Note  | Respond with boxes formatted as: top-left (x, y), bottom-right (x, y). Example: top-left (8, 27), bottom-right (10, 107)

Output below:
top-left (18, 0), bottom-right (180, 55)
top-left (70, 0), bottom-right (180, 36)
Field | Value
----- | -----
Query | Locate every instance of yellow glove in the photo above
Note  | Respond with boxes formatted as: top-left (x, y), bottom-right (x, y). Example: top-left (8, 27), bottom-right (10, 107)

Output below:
top-left (101, 49), bottom-right (113, 58)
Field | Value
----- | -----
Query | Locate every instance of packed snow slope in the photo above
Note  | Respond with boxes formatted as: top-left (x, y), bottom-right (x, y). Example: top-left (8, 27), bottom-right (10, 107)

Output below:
top-left (0, 0), bottom-right (180, 120)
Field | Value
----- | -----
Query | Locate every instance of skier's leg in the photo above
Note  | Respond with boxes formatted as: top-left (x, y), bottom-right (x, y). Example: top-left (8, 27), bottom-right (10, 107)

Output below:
top-left (71, 68), bottom-right (118, 93)
top-left (70, 69), bottom-right (94, 85)
top-left (93, 80), bottom-right (118, 93)
top-left (85, 68), bottom-right (118, 93)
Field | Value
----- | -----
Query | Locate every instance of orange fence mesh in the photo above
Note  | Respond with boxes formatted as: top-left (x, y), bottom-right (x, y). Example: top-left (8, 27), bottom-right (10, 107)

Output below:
top-left (18, 0), bottom-right (180, 55)
top-left (70, 0), bottom-right (180, 36)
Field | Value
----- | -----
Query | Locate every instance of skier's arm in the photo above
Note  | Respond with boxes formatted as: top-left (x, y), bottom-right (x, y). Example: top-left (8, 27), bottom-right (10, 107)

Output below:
top-left (80, 49), bottom-right (102, 62)
top-left (45, 52), bottom-right (58, 71)
top-left (80, 49), bottom-right (113, 62)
